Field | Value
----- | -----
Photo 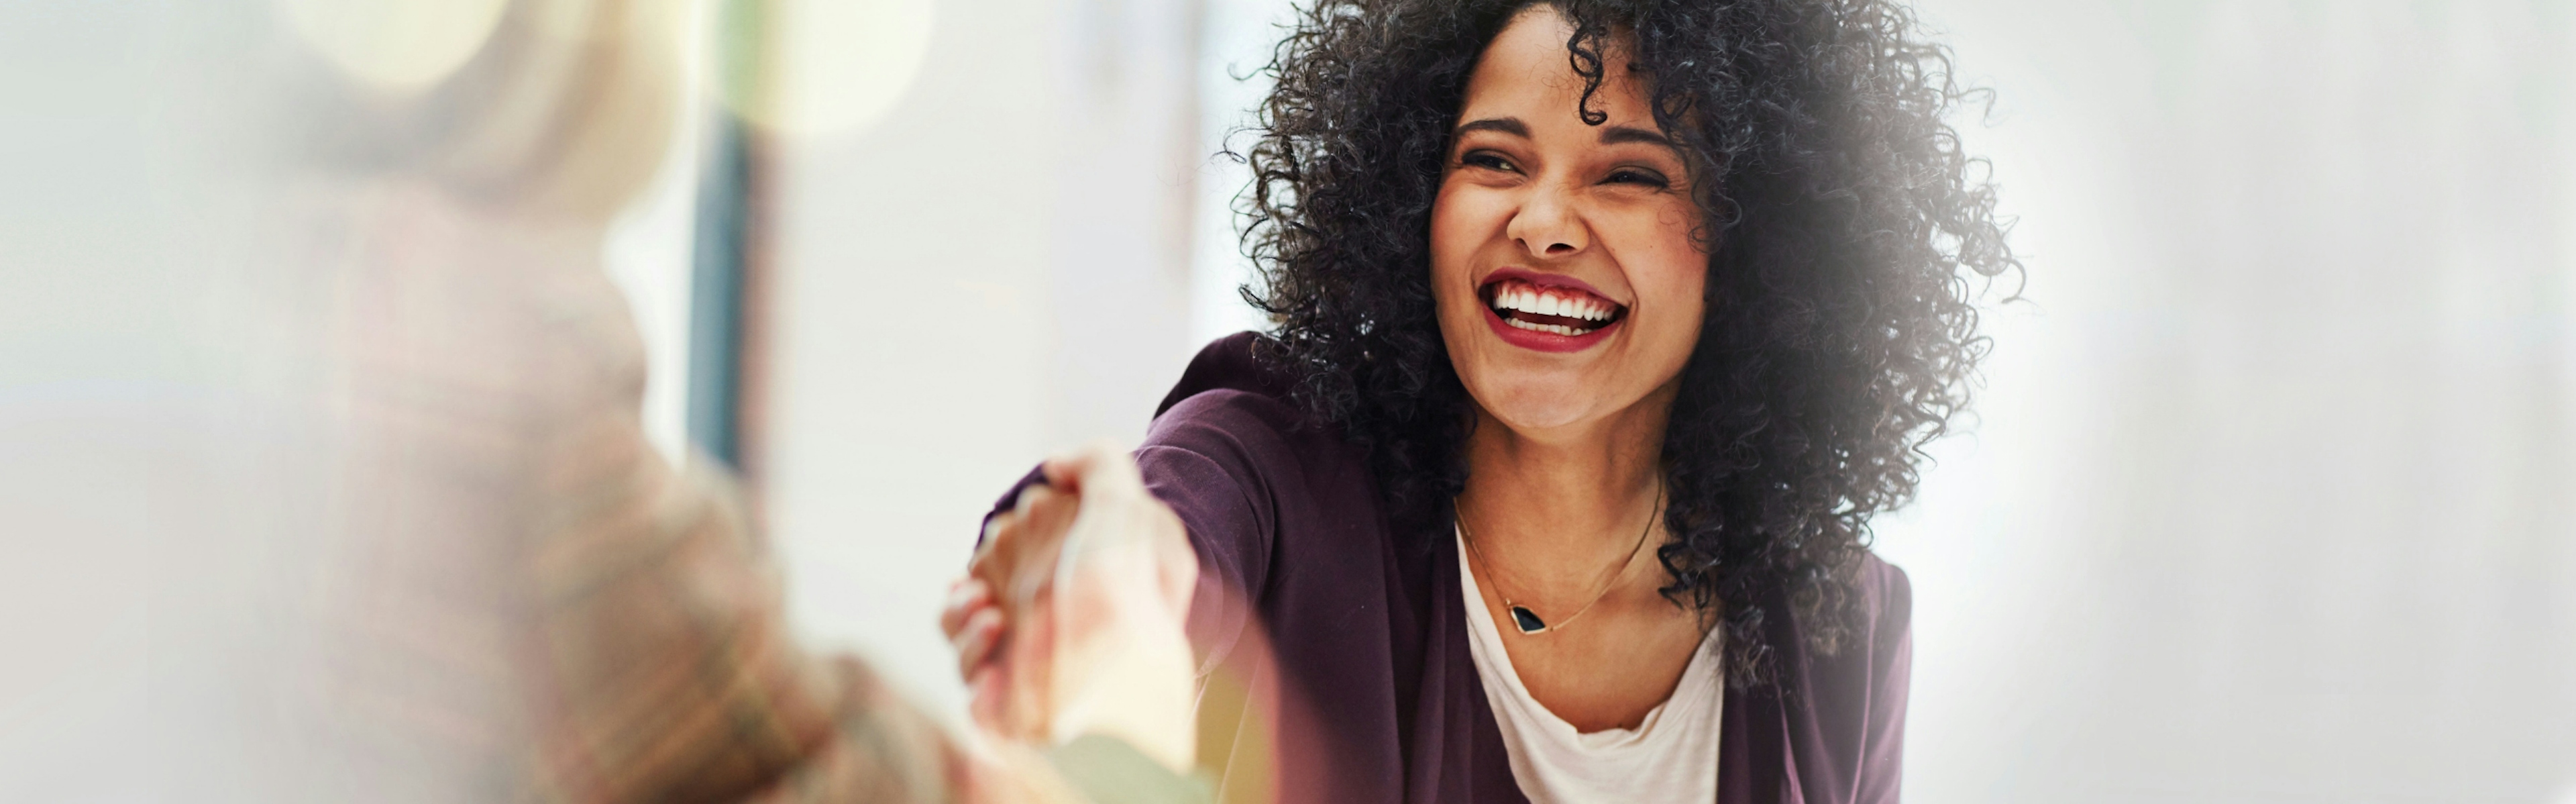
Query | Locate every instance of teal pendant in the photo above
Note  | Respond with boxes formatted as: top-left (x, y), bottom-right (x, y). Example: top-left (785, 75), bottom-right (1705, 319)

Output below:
top-left (1508, 605), bottom-right (1547, 634)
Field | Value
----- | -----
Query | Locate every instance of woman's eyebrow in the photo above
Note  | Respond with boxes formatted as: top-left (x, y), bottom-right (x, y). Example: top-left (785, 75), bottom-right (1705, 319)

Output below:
top-left (1452, 117), bottom-right (1530, 138)
top-left (1599, 125), bottom-right (1670, 146)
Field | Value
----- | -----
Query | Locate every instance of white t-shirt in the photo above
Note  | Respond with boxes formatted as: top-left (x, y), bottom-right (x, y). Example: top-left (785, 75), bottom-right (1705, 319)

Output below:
top-left (1458, 532), bottom-right (1725, 804)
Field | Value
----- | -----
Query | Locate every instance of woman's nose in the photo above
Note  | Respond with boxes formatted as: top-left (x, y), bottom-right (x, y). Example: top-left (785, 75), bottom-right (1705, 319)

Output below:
top-left (1505, 183), bottom-right (1589, 259)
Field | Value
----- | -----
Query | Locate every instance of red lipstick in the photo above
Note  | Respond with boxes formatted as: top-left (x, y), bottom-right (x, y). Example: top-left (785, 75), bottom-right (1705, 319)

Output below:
top-left (1474, 268), bottom-right (1627, 354)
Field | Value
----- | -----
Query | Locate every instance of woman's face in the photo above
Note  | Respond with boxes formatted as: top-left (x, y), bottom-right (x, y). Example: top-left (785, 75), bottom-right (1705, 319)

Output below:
top-left (1432, 6), bottom-right (1708, 438)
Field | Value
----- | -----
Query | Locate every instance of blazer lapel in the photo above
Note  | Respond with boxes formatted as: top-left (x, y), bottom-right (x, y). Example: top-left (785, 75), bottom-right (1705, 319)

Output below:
top-left (1717, 681), bottom-right (1791, 804)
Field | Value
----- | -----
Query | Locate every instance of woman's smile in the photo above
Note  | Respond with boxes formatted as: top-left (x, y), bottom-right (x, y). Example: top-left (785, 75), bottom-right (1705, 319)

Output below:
top-left (1479, 269), bottom-right (1629, 351)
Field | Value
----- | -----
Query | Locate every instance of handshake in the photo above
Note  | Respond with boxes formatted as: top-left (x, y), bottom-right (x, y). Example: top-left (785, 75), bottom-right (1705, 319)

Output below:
top-left (941, 442), bottom-right (1204, 774)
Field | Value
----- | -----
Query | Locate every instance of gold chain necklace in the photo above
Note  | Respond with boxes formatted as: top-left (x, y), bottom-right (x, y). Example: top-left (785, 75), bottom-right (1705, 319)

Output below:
top-left (1456, 481), bottom-right (1665, 636)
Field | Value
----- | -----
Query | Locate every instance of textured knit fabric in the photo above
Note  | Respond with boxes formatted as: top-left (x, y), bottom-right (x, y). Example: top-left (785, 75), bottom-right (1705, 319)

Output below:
top-left (988, 332), bottom-right (1915, 804)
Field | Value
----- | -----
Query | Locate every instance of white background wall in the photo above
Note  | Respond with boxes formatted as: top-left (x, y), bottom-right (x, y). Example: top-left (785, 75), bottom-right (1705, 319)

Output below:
top-left (1871, 1), bottom-right (2576, 801)
top-left (755, 0), bottom-right (1206, 720)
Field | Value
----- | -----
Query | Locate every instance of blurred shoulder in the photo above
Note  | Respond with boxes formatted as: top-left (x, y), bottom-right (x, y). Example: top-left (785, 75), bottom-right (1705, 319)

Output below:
top-left (1851, 550), bottom-right (1913, 642)
top-left (1154, 332), bottom-right (1297, 415)
top-left (1147, 333), bottom-right (1320, 448)
top-left (1142, 333), bottom-right (1373, 499)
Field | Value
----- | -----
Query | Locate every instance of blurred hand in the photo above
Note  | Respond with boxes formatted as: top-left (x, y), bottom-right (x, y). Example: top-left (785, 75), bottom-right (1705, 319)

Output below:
top-left (941, 441), bottom-right (1199, 772)
top-left (947, 481), bottom-right (1079, 742)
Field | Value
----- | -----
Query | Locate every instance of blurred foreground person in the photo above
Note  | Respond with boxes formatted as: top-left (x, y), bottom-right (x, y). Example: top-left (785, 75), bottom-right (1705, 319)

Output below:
top-left (275, 1), bottom-right (1204, 801)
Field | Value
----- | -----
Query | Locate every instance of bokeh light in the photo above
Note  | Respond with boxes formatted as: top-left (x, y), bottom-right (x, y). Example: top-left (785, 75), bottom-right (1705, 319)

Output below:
top-left (711, 0), bottom-right (935, 138)
top-left (274, 0), bottom-right (510, 92)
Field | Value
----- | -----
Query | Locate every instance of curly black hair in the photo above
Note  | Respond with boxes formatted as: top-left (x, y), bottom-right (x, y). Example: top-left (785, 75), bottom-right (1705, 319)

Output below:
top-left (1237, 0), bottom-right (2015, 687)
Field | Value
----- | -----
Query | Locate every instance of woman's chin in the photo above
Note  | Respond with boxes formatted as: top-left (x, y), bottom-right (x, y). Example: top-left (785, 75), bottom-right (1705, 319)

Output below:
top-left (1471, 387), bottom-right (1606, 436)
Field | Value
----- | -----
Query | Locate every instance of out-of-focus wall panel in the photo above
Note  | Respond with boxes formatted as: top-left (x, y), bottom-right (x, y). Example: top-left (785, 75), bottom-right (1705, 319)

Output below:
top-left (762, 0), bottom-right (1202, 717)
top-left (0, 3), bottom-right (285, 800)
top-left (1874, 2), bottom-right (2576, 801)
top-left (1049, 0), bottom-right (1203, 444)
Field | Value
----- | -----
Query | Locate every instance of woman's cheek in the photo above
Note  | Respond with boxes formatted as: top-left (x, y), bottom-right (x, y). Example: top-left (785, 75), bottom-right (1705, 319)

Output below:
top-left (1427, 187), bottom-right (1477, 283)
top-left (1430, 189), bottom-right (1506, 294)
top-left (1619, 217), bottom-right (1709, 357)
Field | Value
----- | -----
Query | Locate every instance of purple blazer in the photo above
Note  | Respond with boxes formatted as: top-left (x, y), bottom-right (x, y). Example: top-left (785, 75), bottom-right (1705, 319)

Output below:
top-left (989, 333), bottom-right (1913, 804)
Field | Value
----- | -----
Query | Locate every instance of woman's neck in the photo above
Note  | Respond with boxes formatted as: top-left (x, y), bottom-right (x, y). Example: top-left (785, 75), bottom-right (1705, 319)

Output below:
top-left (1455, 381), bottom-right (1678, 595)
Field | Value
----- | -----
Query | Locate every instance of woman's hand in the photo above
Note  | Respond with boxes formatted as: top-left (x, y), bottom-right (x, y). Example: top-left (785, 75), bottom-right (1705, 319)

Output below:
top-left (940, 441), bottom-right (1201, 771)
top-left (949, 479), bottom-right (1081, 742)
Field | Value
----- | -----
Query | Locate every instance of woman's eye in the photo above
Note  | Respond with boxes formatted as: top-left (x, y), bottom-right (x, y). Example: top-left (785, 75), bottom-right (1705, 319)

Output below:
top-left (1605, 168), bottom-right (1670, 189)
top-left (1461, 152), bottom-right (1517, 172)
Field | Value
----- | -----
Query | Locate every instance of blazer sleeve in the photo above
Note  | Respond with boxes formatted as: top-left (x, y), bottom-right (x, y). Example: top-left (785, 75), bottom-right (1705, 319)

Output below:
top-left (981, 389), bottom-right (1291, 674)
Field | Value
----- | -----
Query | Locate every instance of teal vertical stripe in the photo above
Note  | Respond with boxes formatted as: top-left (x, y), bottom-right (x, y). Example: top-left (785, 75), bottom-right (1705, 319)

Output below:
top-left (686, 114), bottom-right (749, 468)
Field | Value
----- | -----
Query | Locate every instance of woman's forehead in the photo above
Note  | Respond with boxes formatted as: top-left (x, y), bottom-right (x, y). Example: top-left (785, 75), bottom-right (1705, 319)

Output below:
top-left (1461, 7), bottom-right (1654, 132)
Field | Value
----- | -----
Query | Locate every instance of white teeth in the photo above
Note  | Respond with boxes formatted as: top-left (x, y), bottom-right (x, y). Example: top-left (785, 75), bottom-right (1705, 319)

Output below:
top-left (1502, 316), bottom-right (1596, 337)
top-left (1490, 281), bottom-right (1618, 329)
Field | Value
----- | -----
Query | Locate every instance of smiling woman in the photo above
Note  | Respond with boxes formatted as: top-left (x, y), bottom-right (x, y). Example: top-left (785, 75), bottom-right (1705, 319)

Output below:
top-left (948, 1), bottom-right (2014, 802)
